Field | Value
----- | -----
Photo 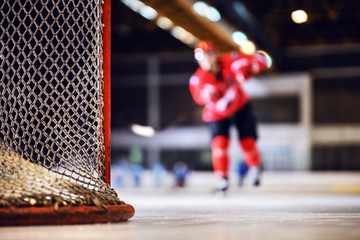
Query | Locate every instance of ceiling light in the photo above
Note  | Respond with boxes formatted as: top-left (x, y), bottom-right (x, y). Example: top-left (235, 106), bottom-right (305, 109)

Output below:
top-left (171, 26), bottom-right (198, 46)
top-left (139, 5), bottom-right (158, 20)
top-left (182, 34), bottom-right (199, 46)
top-left (171, 26), bottom-right (187, 39)
top-left (156, 17), bottom-right (173, 30)
top-left (193, 1), bottom-right (221, 22)
top-left (291, 9), bottom-right (308, 24)
top-left (240, 40), bottom-right (256, 55)
top-left (232, 31), bottom-right (248, 45)
top-left (193, 1), bottom-right (208, 16)
top-left (206, 6), bottom-right (221, 22)
top-left (121, 0), bottom-right (144, 12)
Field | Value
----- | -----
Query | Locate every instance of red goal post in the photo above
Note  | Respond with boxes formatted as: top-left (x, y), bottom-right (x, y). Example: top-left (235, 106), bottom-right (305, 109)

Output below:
top-left (103, 0), bottom-right (112, 185)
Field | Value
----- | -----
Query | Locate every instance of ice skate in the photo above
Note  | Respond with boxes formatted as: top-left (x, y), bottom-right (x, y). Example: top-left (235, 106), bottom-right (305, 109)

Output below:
top-left (249, 166), bottom-right (261, 187)
top-left (214, 177), bottom-right (229, 196)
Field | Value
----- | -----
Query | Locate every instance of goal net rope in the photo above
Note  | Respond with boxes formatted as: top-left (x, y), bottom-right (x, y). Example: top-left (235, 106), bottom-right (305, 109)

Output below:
top-left (0, 142), bottom-right (121, 208)
top-left (0, 0), bottom-right (124, 214)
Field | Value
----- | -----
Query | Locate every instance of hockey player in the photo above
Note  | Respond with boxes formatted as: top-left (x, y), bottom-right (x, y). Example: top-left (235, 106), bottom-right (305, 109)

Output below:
top-left (189, 40), bottom-right (269, 193)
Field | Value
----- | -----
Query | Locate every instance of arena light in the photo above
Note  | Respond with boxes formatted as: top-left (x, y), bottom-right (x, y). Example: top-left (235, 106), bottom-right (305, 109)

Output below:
top-left (121, 0), bottom-right (144, 12)
top-left (240, 40), bottom-right (256, 55)
top-left (182, 34), bottom-right (198, 45)
top-left (156, 16), bottom-right (173, 30)
top-left (193, 1), bottom-right (221, 22)
top-left (171, 26), bottom-right (187, 39)
top-left (121, 0), bottom-right (157, 20)
top-left (232, 31), bottom-right (248, 45)
top-left (193, 2), bottom-right (207, 17)
top-left (291, 9), bottom-right (308, 24)
top-left (206, 6), bottom-right (221, 22)
top-left (139, 5), bottom-right (158, 20)
top-left (157, 17), bottom-right (198, 46)
top-left (171, 26), bottom-right (197, 45)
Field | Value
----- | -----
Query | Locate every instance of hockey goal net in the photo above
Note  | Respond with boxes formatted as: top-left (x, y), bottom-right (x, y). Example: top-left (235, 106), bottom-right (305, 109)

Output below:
top-left (0, 0), bottom-right (134, 225)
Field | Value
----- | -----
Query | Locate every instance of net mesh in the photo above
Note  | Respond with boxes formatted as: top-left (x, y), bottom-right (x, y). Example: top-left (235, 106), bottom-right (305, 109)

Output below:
top-left (0, 0), bottom-right (120, 208)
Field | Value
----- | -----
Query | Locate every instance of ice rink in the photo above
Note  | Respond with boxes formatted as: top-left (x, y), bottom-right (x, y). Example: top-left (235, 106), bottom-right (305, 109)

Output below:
top-left (1, 172), bottom-right (360, 240)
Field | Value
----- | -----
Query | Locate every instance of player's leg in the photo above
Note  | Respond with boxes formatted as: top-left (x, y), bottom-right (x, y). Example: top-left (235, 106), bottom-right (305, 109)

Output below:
top-left (234, 102), bottom-right (262, 186)
top-left (240, 137), bottom-right (261, 186)
top-left (208, 118), bottom-right (231, 193)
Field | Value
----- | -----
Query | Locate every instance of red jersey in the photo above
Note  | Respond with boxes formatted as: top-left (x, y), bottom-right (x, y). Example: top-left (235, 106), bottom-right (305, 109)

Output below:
top-left (189, 51), bottom-right (267, 122)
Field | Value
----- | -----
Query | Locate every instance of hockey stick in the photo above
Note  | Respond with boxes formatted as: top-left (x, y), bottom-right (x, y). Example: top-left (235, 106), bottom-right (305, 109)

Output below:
top-left (130, 105), bottom-right (200, 137)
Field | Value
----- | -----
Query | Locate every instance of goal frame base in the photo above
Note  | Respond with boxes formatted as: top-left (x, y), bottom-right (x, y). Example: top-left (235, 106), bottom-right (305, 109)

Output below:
top-left (0, 203), bottom-right (135, 226)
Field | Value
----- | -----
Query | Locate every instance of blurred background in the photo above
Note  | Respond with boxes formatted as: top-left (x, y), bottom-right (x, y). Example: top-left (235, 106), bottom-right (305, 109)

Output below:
top-left (109, 0), bottom-right (360, 189)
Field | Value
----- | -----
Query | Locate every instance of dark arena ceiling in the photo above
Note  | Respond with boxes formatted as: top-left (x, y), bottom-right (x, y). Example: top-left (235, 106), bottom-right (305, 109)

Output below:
top-left (112, 0), bottom-right (360, 72)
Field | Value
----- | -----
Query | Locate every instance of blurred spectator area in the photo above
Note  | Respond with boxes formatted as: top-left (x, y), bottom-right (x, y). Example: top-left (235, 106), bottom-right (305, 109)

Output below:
top-left (111, 54), bottom-right (360, 171)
